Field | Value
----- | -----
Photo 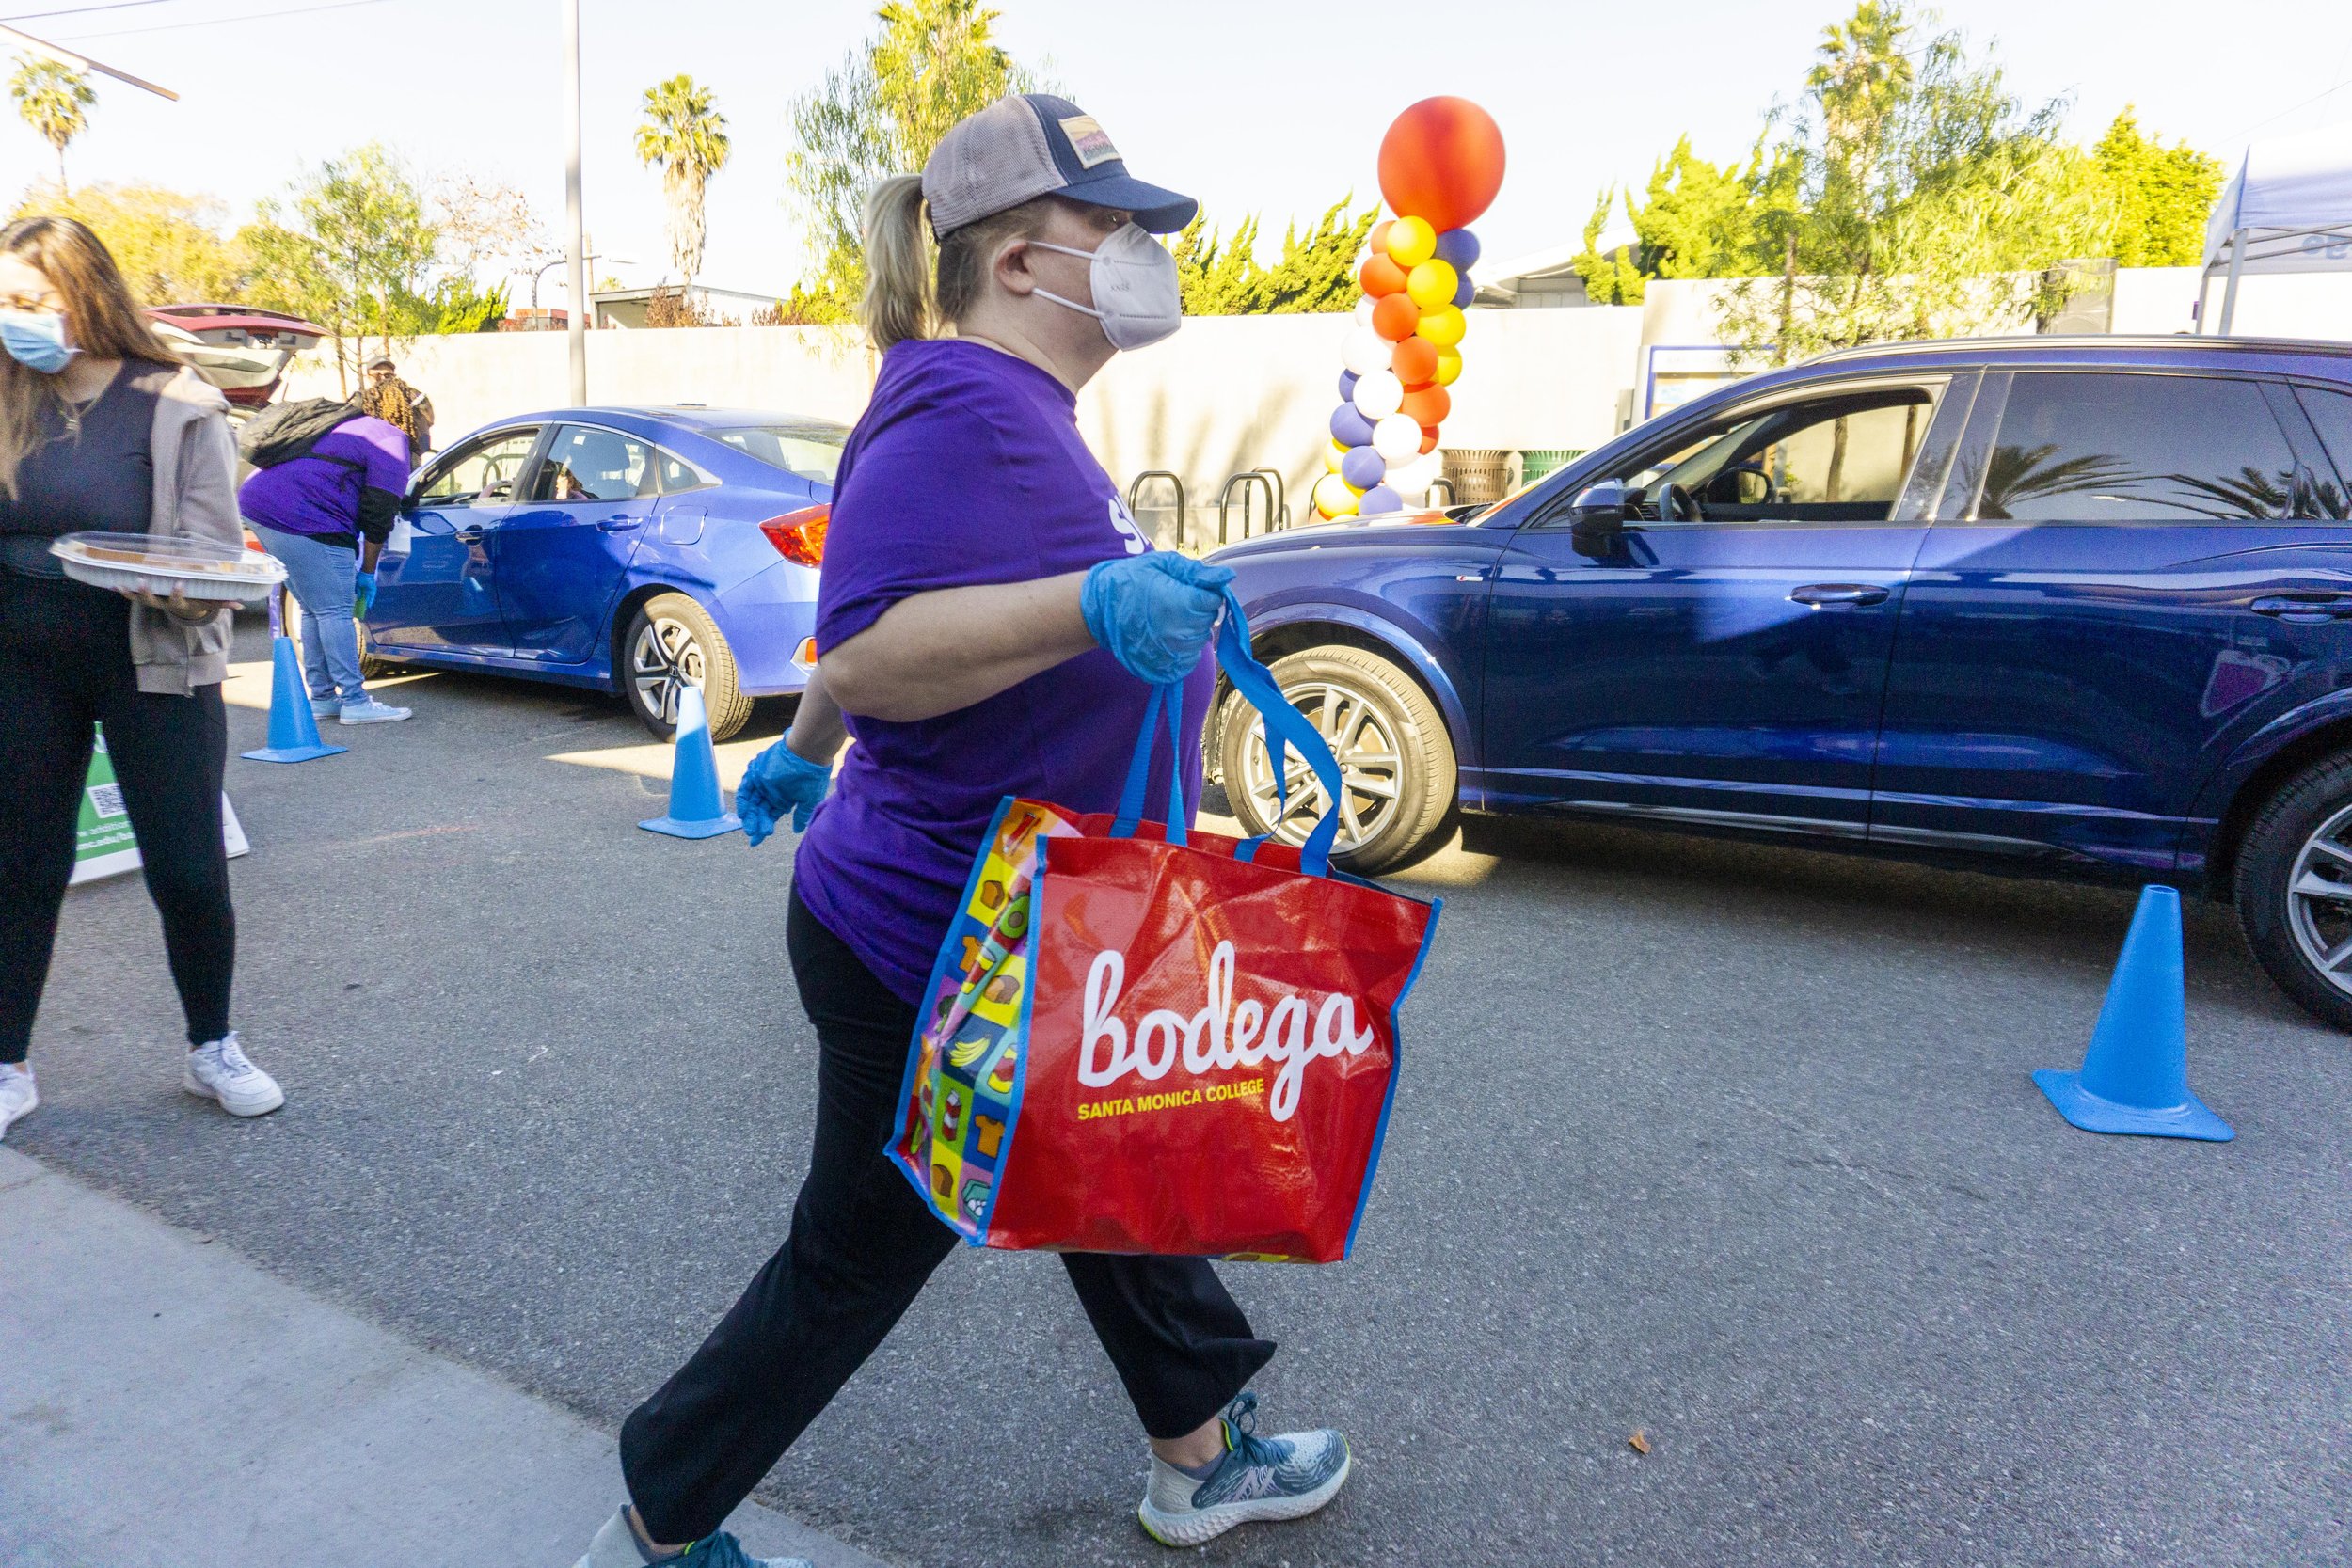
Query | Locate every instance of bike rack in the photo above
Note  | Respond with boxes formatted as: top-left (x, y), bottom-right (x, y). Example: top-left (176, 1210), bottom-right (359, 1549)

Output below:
top-left (1125, 469), bottom-right (1186, 548)
top-left (1216, 471), bottom-right (1278, 546)
top-left (1426, 476), bottom-right (1457, 508)
top-left (1250, 467), bottom-right (1291, 530)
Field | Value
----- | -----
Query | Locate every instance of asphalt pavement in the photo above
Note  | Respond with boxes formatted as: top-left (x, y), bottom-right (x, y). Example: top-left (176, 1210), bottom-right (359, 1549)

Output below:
top-left (8, 615), bottom-right (2349, 1567)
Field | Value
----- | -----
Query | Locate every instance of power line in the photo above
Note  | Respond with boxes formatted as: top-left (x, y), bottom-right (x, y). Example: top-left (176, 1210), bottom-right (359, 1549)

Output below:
top-left (51, 0), bottom-right (388, 35)
top-left (2, 2), bottom-right (181, 21)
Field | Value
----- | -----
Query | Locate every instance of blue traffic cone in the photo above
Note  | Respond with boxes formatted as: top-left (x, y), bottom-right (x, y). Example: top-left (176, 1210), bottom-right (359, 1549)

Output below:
top-left (240, 634), bottom-right (348, 764)
top-left (639, 685), bottom-right (740, 839)
top-left (2033, 885), bottom-right (2233, 1141)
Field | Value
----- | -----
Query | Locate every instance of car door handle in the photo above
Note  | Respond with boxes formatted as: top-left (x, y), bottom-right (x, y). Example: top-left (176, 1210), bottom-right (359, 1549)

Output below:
top-left (2251, 594), bottom-right (2352, 621)
top-left (452, 528), bottom-right (485, 544)
top-left (1788, 583), bottom-right (1891, 608)
top-left (596, 515), bottom-right (642, 532)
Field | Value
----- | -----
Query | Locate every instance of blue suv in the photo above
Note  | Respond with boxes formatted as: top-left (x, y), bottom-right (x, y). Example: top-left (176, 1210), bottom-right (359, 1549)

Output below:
top-left (1210, 336), bottom-right (2352, 1029)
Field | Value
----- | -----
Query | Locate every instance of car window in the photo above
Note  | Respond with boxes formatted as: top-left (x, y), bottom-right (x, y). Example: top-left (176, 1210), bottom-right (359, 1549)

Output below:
top-left (412, 430), bottom-right (539, 507)
top-left (1613, 387), bottom-right (1937, 523)
top-left (657, 451), bottom-right (707, 493)
top-left (1969, 372), bottom-right (2296, 522)
top-left (2295, 386), bottom-right (2352, 517)
top-left (711, 426), bottom-right (845, 484)
top-left (530, 425), bottom-right (659, 503)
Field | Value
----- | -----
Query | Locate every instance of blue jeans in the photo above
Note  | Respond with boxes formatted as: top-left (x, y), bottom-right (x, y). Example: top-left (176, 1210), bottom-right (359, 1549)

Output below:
top-left (253, 523), bottom-right (363, 704)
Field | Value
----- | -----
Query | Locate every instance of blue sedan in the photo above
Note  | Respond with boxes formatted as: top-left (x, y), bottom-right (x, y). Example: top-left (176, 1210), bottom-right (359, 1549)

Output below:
top-left (362, 405), bottom-right (845, 739)
top-left (1211, 335), bottom-right (2352, 1030)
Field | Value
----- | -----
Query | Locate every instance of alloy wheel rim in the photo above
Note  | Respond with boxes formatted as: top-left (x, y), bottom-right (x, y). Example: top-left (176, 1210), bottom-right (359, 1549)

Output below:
top-left (630, 615), bottom-right (704, 725)
top-left (2286, 801), bottom-right (2352, 997)
top-left (1237, 678), bottom-right (1403, 854)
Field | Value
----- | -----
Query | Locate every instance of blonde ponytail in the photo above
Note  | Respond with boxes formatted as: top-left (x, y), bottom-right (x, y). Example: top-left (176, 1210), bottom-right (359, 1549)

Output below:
top-left (860, 175), bottom-right (934, 352)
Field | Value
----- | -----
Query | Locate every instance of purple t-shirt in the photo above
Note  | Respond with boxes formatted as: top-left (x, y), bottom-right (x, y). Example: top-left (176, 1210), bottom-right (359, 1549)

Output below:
top-left (794, 338), bottom-right (1212, 1004)
top-left (238, 415), bottom-right (410, 545)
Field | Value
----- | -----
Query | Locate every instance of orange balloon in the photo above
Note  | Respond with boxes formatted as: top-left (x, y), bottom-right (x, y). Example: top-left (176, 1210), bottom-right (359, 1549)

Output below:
top-left (1400, 384), bottom-right (1452, 426)
top-left (1391, 335), bottom-right (1438, 384)
top-left (1377, 97), bottom-right (1507, 232)
top-left (1370, 218), bottom-right (1393, 257)
top-left (1418, 424), bottom-right (1441, 455)
top-left (1359, 252), bottom-right (1406, 298)
top-left (1372, 293), bottom-right (1421, 341)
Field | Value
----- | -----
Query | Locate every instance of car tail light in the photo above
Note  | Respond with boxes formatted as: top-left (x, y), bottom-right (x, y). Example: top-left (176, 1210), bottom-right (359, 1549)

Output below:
top-left (792, 637), bottom-right (818, 667)
top-left (760, 504), bottom-right (828, 567)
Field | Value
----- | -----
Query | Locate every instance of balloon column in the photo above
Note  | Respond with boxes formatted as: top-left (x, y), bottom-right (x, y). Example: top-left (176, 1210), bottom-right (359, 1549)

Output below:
top-left (1316, 97), bottom-right (1507, 520)
top-left (1327, 98), bottom-right (1505, 521)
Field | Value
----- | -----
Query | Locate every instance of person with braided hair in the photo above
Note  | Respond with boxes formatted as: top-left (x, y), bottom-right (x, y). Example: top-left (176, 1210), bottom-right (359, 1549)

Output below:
top-left (358, 356), bottom-right (432, 466)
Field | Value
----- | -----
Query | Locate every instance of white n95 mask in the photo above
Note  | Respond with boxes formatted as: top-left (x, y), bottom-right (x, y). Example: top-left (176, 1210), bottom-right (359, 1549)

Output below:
top-left (1028, 224), bottom-right (1183, 351)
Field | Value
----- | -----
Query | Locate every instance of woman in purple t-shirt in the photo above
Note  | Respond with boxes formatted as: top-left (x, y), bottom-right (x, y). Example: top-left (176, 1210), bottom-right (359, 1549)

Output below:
top-left (581, 97), bottom-right (1354, 1568)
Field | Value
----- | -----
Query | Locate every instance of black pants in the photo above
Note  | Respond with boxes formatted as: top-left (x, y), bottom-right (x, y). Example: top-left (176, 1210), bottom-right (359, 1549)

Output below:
top-left (619, 888), bottom-right (1274, 1544)
top-left (0, 576), bottom-right (233, 1063)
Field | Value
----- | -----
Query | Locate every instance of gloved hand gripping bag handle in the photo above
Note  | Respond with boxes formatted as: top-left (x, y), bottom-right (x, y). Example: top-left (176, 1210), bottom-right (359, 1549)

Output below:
top-left (1110, 586), bottom-right (1345, 878)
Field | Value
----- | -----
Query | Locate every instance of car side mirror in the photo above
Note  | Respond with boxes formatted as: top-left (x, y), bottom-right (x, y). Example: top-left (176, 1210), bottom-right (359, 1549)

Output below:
top-left (1567, 481), bottom-right (1629, 560)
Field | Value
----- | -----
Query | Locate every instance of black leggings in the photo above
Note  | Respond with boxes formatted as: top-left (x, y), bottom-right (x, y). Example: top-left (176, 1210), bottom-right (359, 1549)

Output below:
top-left (618, 888), bottom-right (1275, 1544)
top-left (0, 576), bottom-right (234, 1063)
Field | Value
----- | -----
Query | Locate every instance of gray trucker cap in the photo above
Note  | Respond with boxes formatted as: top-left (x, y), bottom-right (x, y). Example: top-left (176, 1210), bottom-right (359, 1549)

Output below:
top-left (922, 93), bottom-right (1198, 237)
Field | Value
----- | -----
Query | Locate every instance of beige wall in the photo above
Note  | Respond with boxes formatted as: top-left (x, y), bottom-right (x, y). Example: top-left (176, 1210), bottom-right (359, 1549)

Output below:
top-left (278, 309), bottom-right (1646, 531)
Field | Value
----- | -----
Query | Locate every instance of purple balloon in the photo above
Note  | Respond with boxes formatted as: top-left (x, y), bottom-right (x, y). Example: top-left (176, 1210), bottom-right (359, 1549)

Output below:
top-left (1433, 228), bottom-right (1480, 270)
top-left (1451, 275), bottom-right (1474, 309)
top-left (1359, 484), bottom-right (1404, 515)
top-left (1339, 369), bottom-right (1359, 402)
top-left (1340, 445), bottom-right (1387, 490)
top-left (1330, 402), bottom-right (1375, 447)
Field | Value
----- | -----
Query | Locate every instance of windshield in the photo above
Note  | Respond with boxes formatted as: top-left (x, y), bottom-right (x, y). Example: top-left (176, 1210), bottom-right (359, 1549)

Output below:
top-left (711, 426), bottom-right (846, 485)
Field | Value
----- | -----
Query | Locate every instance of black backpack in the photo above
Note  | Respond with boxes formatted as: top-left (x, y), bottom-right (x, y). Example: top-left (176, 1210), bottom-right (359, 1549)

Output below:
top-left (238, 397), bottom-right (365, 472)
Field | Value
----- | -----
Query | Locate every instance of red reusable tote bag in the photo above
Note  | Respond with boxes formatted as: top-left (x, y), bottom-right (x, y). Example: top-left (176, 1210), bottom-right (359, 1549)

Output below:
top-left (887, 589), bottom-right (1440, 1262)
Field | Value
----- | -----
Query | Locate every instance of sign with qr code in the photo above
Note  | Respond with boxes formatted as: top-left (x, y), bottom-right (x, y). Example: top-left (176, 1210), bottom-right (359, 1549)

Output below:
top-left (72, 725), bottom-right (250, 886)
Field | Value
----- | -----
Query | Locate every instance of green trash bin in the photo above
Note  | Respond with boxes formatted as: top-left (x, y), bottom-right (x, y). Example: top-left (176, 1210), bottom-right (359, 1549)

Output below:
top-left (1518, 449), bottom-right (1584, 485)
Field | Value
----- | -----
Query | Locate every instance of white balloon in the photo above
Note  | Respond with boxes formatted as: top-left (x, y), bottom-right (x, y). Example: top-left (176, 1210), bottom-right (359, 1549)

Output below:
top-left (1352, 369), bottom-right (1405, 420)
top-left (1311, 471), bottom-right (1360, 515)
top-left (1342, 328), bottom-right (1391, 377)
top-left (1371, 412), bottom-right (1422, 464)
top-left (1354, 297), bottom-right (1377, 329)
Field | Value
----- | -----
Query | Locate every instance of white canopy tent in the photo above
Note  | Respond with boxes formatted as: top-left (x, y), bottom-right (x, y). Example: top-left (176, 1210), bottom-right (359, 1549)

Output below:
top-left (2201, 121), bottom-right (2352, 333)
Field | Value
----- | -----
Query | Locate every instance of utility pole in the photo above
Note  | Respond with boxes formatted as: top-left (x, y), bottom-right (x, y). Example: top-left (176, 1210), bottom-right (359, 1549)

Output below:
top-left (561, 0), bottom-right (587, 404)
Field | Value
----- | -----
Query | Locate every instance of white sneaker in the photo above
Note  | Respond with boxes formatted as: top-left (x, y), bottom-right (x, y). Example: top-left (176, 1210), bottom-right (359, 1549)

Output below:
top-left (339, 698), bottom-right (411, 725)
top-left (183, 1033), bottom-right (284, 1117)
top-left (0, 1064), bottom-right (36, 1141)
top-left (1136, 1393), bottom-right (1351, 1547)
top-left (310, 697), bottom-right (341, 719)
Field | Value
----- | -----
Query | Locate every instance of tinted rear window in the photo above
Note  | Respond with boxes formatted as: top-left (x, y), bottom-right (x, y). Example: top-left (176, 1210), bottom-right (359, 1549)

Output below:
top-left (712, 427), bottom-right (845, 485)
top-left (1979, 372), bottom-right (2296, 521)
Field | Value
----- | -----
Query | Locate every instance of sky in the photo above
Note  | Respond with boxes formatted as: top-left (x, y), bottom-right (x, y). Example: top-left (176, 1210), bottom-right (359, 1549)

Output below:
top-left (8, 0), bottom-right (2352, 309)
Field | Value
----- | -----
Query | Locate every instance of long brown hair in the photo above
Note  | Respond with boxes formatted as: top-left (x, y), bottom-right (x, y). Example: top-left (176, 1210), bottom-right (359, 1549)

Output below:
top-left (859, 174), bottom-right (1059, 353)
top-left (0, 215), bottom-right (180, 497)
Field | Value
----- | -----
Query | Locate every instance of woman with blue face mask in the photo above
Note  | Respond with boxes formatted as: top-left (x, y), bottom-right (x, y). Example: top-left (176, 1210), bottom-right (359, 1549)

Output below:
top-left (580, 96), bottom-right (1351, 1568)
top-left (0, 217), bottom-right (283, 1146)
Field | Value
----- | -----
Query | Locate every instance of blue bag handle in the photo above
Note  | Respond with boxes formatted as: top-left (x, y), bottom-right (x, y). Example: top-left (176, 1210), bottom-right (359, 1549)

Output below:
top-left (1111, 679), bottom-right (1190, 848)
top-left (1110, 586), bottom-right (1344, 878)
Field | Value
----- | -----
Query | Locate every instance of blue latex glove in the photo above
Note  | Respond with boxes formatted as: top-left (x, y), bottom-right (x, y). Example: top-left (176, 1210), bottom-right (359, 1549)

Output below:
top-left (352, 571), bottom-right (378, 620)
top-left (1080, 552), bottom-right (1235, 685)
top-left (738, 735), bottom-right (834, 847)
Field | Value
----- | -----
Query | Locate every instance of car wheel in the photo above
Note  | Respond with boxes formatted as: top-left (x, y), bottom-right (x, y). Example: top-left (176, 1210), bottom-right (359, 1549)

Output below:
top-left (1219, 644), bottom-right (1455, 874)
top-left (358, 648), bottom-right (407, 680)
top-left (2235, 750), bottom-right (2352, 1032)
top-left (623, 593), bottom-right (752, 742)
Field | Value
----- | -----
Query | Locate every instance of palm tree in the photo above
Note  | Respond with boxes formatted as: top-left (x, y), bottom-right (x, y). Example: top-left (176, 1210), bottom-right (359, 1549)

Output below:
top-left (634, 74), bottom-right (729, 296)
top-left (10, 56), bottom-right (96, 196)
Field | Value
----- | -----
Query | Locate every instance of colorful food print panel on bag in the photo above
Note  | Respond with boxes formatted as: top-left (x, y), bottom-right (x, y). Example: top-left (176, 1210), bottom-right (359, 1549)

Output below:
top-left (890, 798), bottom-right (1085, 1242)
top-left (887, 589), bottom-right (1440, 1263)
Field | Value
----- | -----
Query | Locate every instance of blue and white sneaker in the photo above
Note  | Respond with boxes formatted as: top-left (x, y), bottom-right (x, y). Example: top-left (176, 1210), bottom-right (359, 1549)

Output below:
top-left (573, 1507), bottom-right (808, 1568)
top-left (1136, 1392), bottom-right (1352, 1547)
top-left (310, 696), bottom-right (341, 720)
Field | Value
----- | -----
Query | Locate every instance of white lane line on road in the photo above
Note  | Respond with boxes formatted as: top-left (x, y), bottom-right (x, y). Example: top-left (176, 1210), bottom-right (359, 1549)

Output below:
top-left (0, 1148), bottom-right (893, 1568)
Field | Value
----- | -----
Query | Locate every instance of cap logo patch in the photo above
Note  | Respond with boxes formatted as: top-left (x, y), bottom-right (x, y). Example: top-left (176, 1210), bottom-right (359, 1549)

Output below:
top-left (1059, 114), bottom-right (1120, 170)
